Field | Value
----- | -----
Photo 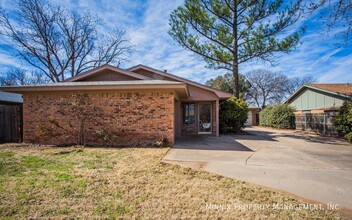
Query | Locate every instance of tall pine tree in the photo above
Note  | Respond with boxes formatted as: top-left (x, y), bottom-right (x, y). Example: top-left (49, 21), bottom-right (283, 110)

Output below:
top-left (169, 0), bottom-right (304, 97)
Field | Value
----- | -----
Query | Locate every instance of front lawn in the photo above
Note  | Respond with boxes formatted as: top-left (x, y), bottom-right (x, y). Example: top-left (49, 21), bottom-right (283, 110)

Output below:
top-left (0, 144), bottom-right (341, 219)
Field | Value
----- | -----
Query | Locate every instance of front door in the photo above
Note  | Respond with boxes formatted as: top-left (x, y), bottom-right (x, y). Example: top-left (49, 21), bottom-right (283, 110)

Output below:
top-left (198, 103), bottom-right (212, 134)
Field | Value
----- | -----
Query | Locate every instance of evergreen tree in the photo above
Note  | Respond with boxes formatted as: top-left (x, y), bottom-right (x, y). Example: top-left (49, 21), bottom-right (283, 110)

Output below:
top-left (169, 0), bottom-right (304, 97)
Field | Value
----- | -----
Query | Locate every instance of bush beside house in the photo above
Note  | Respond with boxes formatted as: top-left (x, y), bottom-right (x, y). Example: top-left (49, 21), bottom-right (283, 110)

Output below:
top-left (333, 100), bottom-right (352, 142)
top-left (259, 104), bottom-right (295, 129)
top-left (220, 96), bottom-right (248, 134)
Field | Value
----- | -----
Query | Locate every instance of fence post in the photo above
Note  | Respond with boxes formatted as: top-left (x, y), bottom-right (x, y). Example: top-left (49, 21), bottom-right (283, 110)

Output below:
top-left (304, 114), bottom-right (307, 130)
top-left (323, 113), bottom-right (326, 134)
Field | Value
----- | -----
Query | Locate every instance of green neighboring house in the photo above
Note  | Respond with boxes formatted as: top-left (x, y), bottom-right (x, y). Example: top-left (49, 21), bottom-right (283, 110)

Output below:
top-left (285, 84), bottom-right (352, 112)
top-left (285, 83), bottom-right (352, 135)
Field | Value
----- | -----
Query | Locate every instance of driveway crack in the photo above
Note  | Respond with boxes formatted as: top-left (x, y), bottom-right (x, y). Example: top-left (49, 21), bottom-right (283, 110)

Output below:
top-left (245, 152), bottom-right (254, 165)
top-left (245, 142), bottom-right (267, 165)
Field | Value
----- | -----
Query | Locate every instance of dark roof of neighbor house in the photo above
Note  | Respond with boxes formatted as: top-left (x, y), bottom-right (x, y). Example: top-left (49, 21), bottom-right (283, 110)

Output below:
top-left (307, 84), bottom-right (352, 96)
top-left (0, 91), bottom-right (23, 104)
top-left (0, 80), bottom-right (189, 98)
top-left (285, 83), bottom-right (352, 104)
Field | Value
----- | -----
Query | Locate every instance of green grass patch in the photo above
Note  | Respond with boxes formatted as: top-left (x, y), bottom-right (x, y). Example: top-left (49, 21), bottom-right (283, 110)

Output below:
top-left (44, 208), bottom-right (72, 216)
top-left (55, 173), bottom-right (74, 182)
top-left (105, 164), bottom-right (114, 169)
top-left (18, 193), bottom-right (29, 200)
top-left (0, 151), bottom-right (15, 158)
top-left (46, 162), bottom-right (74, 172)
top-left (76, 179), bottom-right (88, 191)
top-left (114, 190), bottom-right (123, 199)
top-left (21, 156), bottom-right (52, 169)
top-left (96, 202), bottom-right (130, 219)
top-left (83, 159), bottom-right (103, 169)
top-left (26, 178), bottom-right (37, 187)
top-left (60, 187), bottom-right (74, 197)
top-left (0, 160), bottom-right (24, 176)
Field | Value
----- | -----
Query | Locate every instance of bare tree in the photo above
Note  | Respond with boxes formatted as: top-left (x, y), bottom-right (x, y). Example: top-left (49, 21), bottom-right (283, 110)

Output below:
top-left (0, 0), bottom-right (132, 82)
top-left (0, 67), bottom-right (49, 86)
top-left (309, 0), bottom-right (352, 45)
top-left (285, 75), bottom-right (316, 96)
top-left (245, 69), bottom-right (288, 108)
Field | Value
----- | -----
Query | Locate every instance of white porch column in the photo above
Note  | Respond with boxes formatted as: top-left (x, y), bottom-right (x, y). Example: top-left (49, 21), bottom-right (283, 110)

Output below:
top-left (216, 99), bottom-right (219, 137)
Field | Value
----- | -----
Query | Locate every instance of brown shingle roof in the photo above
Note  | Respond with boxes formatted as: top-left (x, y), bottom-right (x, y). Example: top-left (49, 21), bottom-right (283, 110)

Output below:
top-left (308, 83), bottom-right (352, 96)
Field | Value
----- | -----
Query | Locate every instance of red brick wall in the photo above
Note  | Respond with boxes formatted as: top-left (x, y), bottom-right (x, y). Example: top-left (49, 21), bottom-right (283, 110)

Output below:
top-left (23, 90), bottom-right (174, 146)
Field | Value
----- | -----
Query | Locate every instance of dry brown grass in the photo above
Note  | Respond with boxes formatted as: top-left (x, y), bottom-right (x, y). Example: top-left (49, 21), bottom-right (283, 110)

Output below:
top-left (0, 144), bottom-right (342, 219)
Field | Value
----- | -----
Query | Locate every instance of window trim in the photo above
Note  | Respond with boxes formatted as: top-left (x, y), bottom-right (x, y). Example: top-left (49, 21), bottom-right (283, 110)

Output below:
top-left (182, 103), bottom-right (195, 125)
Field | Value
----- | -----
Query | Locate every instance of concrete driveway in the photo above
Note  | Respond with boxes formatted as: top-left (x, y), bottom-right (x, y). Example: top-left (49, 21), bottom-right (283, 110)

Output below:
top-left (163, 127), bottom-right (352, 210)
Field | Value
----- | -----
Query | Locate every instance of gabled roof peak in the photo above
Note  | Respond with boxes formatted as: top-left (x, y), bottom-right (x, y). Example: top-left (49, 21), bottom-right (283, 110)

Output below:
top-left (65, 64), bottom-right (151, 82)
top-left (128, 64), bottom-right (232, 100)
top-left (285, 83), bottom-right (352, 104)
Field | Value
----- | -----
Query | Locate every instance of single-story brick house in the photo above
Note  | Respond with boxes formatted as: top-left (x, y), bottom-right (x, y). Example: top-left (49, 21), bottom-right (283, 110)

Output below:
top-left (1, 64), bottom-right (231, 146)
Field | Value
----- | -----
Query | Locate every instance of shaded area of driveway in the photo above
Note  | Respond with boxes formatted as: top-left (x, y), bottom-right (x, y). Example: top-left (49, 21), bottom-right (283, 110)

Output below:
top-left (174, 135), bottom-right (253, 151)
top-left (163, 127), bottom-right (352, 210)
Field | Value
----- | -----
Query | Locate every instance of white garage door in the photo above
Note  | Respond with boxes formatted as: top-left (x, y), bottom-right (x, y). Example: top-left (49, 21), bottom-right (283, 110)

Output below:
top-left (245, 111), bottom-right (253, 126)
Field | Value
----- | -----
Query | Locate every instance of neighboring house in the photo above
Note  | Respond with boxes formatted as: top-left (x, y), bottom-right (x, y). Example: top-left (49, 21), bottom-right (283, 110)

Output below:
top-left (245, 106), bottom-right (260, 127)
top-left (0, 91), bottom-right (23, 105)
top-left (285, 83), bottom-right (352, 135)
top-left (0, 91), bottom-right (23, 143)
top-left (285, 83), bottom-right (352, 112)
top-left (0, 64), bottom-right (231, 145)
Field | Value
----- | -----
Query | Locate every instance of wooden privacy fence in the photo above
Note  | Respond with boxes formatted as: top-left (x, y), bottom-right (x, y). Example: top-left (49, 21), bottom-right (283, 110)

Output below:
top-left (0, 105), bottom-right (22, 143)
top-left (294, 112), bottom-right (338, 135)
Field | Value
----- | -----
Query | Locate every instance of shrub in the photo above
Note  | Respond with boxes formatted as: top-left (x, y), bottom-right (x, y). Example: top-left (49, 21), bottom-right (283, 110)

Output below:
top-left (258, 106), bottom-right (273, 127)
top-left (155, 138), bottom-right (169, 148)
top-left (219, 96), bottom-right (248, 134)
top-left (333, 100), bottom-right (352, 142)
top-left (345, 132), bottom-right (352, 143)
top-left (259, 104), bottom-right (295, 129)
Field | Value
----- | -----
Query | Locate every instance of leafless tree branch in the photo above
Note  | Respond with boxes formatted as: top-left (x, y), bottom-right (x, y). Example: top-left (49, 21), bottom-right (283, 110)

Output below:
top-left (0, 0), bottom-right (133, 82)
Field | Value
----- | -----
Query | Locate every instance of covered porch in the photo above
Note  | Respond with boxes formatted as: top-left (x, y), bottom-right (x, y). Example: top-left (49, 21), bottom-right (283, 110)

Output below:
top-left (174, 99), bottom-right (220, 138)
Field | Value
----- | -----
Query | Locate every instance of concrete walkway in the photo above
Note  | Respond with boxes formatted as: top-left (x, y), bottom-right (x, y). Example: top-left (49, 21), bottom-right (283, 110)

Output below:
top-left (163, 127), bottom-right (352, 210)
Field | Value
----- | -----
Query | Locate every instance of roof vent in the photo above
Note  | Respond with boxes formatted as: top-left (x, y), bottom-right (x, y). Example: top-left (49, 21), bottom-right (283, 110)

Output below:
top-left (164, 70), bottom-right (167, 73)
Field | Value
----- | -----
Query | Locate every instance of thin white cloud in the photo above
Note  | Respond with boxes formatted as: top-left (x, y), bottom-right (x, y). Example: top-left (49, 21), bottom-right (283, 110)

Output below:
top-left (0, 52), bottom-right (23, 68)
top-left (317, 54), bottom-right (352, 83)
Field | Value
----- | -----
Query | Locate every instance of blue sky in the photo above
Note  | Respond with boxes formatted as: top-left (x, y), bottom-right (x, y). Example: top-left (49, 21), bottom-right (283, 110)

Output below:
top-left (0, 0), bottom-right (351, 84)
